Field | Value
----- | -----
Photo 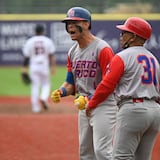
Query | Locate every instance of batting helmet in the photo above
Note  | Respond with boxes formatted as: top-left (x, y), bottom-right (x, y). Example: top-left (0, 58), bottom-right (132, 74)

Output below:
top-left (62, 7), bottom-right (91, 29)
top-left (116, 17), bottom-right (152, 40)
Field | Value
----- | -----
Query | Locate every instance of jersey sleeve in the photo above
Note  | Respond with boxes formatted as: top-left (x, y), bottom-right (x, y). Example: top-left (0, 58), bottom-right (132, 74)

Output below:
top-left (98, 47), bottom-right (115, 77)
top-left (65, 56), bottom-right (74, 85)
top-left (22, 40), bottom-right (31, 57)
top-left (66, 56), bottom-right (72, 72)
top-left (88, 55), bottom-right (124, 109)
top-left (48, 39), bottom-right (56, 55)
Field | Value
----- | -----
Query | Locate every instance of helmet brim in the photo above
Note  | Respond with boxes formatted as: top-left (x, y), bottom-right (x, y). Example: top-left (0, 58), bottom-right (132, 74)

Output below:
top-left (116, 25), bottom-right (133, 33)
top-left (62, 17), bottom-right (88, 23)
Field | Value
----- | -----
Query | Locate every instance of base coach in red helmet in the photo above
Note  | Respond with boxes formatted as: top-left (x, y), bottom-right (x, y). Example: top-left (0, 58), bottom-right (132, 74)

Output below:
top-left (86, 17), bottom-right (160, 160)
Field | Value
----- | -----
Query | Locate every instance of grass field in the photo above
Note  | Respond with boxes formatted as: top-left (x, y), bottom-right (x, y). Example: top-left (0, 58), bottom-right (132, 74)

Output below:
top-left (0, 65), bottom-right (66, 96)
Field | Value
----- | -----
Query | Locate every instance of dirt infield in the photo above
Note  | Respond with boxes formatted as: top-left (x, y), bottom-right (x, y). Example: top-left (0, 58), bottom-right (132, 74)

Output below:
top-left (0, 96), bottom-right (79, 160)
top-left (0, 96), bottom-right (159, 160)
top-left (0, 96), bottom-right (77, 114)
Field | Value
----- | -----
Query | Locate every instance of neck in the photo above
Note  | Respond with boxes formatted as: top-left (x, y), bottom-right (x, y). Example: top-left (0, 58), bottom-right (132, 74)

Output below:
top-left (78, 33), bottom-right (95, 48)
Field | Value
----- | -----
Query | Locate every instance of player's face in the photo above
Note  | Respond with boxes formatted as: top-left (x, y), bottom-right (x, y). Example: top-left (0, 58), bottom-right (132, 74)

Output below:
top-left (120, 31), bottom-right (135, 49)
top-left (66, 21), bottom-right (85, 40)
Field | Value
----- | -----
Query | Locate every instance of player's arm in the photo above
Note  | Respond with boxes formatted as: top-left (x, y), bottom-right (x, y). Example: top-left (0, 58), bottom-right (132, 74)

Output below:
top-left (21, 56), bottom-right (31, 84)
top-left (21, 41), bottom-right (30, 75)
top-left (22, 56), bottom-right (29, 71)
top-left (60, 56), bottom-right (75, 95)
top-left (51, 56), bottom-right (75, 103)
top-left (88, 55), bottom-right (124, 109)
top-left (49, 54), bottom-right (56, 74)
top-left (48, 39), bottom-right (56, 74)
top-left (98, 47), bottom-right (115, 77)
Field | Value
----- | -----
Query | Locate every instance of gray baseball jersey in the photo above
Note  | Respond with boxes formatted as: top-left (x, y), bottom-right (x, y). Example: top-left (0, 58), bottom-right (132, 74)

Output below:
top-left (67, 37), bottom-right (117, 160)
top-left (88, 46), bottom-right (160, 160)
top-left (116, 46), bottom-right (160, 101)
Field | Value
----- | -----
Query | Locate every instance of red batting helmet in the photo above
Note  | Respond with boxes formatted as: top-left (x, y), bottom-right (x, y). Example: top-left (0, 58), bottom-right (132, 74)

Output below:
top-left (116, 17), bottom-right (152, 40)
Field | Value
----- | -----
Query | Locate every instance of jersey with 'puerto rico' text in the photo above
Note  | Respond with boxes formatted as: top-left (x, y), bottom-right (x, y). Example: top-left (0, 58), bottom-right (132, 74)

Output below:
top-left (67, 37), bottom-right (116, 106)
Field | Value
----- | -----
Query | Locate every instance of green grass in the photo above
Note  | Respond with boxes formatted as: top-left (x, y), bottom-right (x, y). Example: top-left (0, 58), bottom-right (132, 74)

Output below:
top-left (0, 66), bottom-right (66, 96)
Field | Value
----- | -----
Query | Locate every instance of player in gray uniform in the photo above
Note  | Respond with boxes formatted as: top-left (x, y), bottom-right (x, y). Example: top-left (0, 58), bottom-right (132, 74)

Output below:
top-left (51, 7), bottom-right (117, 160)
top-left (85, 17), bottom-right (160, 160)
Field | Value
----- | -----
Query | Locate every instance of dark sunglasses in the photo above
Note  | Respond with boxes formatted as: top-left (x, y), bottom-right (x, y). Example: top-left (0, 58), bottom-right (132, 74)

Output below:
top-left (120, 31), bottom-right (133, 36)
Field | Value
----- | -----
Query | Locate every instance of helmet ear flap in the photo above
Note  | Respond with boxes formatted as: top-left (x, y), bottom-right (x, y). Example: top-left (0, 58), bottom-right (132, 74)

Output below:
top-left (65, 22), bottom-right (83, 33)
top-left (65, 23), bottom-right (69, 33)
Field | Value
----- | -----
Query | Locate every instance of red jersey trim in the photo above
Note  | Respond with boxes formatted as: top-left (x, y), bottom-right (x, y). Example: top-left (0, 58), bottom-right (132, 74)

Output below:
top-left (67, 56), bottom-right (72, 72)
top-left (88, 55), bottom-right (124, 109)
top-left (98, 47), bottom-right (115, 77)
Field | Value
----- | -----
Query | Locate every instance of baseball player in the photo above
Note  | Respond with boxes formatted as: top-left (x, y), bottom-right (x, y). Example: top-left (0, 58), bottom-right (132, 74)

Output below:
top-left (82, 17), bottom-right (160, 160)
top-left (50, 7), bottom-right (117, 160)
top-left (21, 24), bottom-right (56, 113)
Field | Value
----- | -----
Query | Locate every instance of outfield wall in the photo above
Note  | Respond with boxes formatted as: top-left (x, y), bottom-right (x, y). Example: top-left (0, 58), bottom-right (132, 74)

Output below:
top-left (0, 14), bottom-right (160, 65)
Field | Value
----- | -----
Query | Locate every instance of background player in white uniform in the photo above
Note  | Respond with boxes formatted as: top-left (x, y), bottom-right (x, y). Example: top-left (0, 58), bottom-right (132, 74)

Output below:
top-left (85, 17), bottom-right (160, 160)
top-left (50, 7), bottom-right (117, 160)
top-left (21, 24), bottom-right (56, 113)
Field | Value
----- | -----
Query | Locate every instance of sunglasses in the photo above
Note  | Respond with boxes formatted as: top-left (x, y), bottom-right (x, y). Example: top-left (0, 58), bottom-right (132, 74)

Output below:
top-left (120, 31), bottom-right (133, 36)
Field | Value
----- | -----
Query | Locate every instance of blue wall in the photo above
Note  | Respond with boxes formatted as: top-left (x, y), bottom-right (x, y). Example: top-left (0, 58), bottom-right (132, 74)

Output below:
top-left (0, 20), bottom-right (159, 65)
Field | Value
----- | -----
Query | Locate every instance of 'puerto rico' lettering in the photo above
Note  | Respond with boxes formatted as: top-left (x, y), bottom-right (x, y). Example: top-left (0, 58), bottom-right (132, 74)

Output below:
top-left (72, 60), bottom-right (97, 78)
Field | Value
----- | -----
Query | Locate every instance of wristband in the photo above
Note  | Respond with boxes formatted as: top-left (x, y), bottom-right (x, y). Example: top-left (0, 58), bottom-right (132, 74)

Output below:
top-left (88, 95), bottom-right (93, 100)
top-left (60, 87), bottom-right (67, 97)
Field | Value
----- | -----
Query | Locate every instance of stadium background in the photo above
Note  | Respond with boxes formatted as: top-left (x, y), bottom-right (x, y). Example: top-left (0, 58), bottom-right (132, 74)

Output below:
top-left (0, 13), bottom-right (160, 65)
top-left (0, 13), bottom-right (160, 160)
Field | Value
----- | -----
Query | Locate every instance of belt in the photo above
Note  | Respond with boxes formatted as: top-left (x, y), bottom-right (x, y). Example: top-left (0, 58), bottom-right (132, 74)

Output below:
top-left (132, 98), bottom-right (144, 103)
top-left (117, 97), bottom-right (160, 108)
top-left (117, 98), bottom-right (151, 107)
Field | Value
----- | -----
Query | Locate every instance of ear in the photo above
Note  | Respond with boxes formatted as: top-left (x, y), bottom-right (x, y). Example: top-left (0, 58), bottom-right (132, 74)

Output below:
top-left (83, 21), bottom-right (90, 30)
top-left (130, 34), bottom-right (137, 42)
top-left (132, 34), bottom-right (137, 40)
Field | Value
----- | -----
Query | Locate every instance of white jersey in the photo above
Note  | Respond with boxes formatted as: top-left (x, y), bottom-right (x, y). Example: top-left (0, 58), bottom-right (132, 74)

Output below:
top-left (22, 35), bottom-right (56, 71)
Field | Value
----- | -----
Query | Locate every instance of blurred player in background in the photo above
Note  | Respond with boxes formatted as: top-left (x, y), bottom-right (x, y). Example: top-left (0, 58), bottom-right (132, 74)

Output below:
top-left (86, 17), bottom-right (160, 160)
top-left (51, 7), bottom-right (117, 160)
top-left (21, 24), bottom-right (56, 113)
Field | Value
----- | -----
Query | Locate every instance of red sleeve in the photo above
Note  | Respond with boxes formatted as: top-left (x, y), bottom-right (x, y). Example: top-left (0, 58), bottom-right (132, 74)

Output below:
top-left (98, 47), bottom-right (114, 77)
top-left (66, 56), bottom-right (72, 72)
top-left (88, 55), bottom-right (124, 109)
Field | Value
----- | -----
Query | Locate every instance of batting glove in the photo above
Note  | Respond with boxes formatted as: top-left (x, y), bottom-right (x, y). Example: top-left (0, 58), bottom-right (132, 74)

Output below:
top-left (74, 96), bottom-right (88, 110)
top-left (50, 89), bottom-right (62, 103)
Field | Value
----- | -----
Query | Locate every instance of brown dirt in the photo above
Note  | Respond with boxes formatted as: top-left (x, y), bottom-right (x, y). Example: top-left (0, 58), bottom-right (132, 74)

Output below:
top-left (0, 96), bottom-right (79, 160)
top-left (0, 96), bottom-right (159, 160)
top-left (0, 96), bottom-right (77, 115)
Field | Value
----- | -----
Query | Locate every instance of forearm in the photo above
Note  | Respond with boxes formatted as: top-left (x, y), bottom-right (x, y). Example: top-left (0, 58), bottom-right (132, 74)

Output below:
top-left (21, 57), bottom-right (29, 73)
top-left (60, 82), bottom-right (75, 96)
top-left (88, 82), bottom-right (114, 109)
top-left (50, 55), bottom-right (56, 74)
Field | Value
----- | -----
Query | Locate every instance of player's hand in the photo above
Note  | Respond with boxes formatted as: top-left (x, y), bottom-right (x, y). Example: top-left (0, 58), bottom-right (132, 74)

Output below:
top-left (50, 89), bottom-right (62, 103)
top-left (85, 104), bottom-right (92, 117)
top-left (74, 96), bottom-right (88, 110)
